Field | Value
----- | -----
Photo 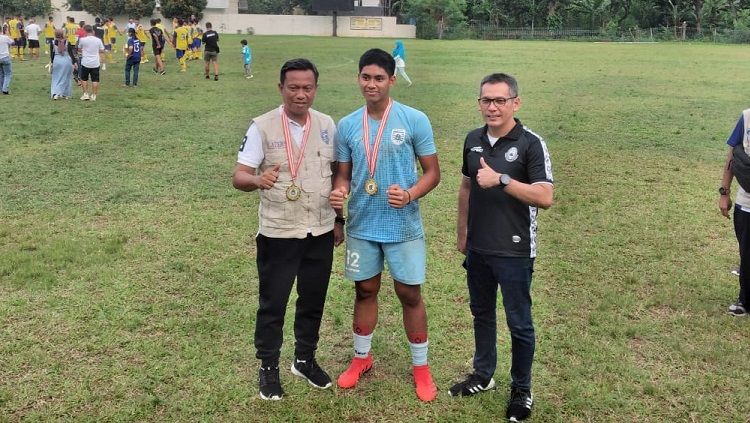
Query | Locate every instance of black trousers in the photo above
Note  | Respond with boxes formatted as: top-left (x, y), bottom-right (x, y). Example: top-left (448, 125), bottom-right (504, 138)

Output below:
top-left (254, 231), bottom-right (334, 365)
top-left (734, 207), bottom-right (749, 305)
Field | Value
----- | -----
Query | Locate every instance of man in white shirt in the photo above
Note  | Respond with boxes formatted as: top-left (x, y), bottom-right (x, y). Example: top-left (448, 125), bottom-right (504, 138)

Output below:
top-left (25, 19), bottom-right (41, 60)
top-left (0, 26), bottom-right (15, 94)
top-left (76, 24), bottom-right (105, 101)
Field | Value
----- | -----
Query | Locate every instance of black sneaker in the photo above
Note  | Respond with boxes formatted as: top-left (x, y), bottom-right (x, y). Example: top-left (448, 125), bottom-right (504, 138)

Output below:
top-left (259, 365), bottom-right (284, 400)
top-left (205, 74), bottom-right (210, 79)
top-left (506, 388), bottom-right (533, 421)
top-left (448, 372), bottom-right (496, 396)
top-left (290, 357), bottom-right (332, 389)
top-left (728, 300), bottom-right (746, 316)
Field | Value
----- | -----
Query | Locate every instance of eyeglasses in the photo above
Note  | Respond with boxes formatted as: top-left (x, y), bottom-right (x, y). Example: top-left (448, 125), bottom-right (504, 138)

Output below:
top-left (478, 96), bottom-right (517, 108)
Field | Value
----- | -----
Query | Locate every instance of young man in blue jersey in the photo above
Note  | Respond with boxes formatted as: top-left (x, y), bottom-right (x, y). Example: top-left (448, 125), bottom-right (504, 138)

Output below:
top-left (329, 48), bottom-right (441, 402)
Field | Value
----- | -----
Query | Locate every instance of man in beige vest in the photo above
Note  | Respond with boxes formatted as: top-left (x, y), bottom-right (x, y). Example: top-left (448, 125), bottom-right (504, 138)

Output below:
top-left (232, 58), bottom-right (343, 401)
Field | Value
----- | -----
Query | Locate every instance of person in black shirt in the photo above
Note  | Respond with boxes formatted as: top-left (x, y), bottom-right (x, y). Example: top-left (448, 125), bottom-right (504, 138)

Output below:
top-left (450, 73), bottom-right (554, 422)
top-left (201, 22), bottom-right (219, 81)
top-left (149, 19), bottom-right (166, 75)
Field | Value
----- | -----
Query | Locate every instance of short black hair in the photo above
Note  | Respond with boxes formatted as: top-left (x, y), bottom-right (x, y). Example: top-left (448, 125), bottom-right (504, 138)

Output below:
top-left (279, 58), bottom-right (319, 84)
top-left (150, 18), bottom-right (156, 26)
top-left (241, 39), bottom-right (247, 45)
top-left (479, 73), bottom-right (519, 97)
top-left (205, 22), bottom-right (212, 28)
top-left (358, 48), bottom-right (395, 77)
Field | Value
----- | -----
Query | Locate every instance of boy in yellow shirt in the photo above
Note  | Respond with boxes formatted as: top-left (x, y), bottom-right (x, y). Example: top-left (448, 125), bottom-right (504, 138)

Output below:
top-left (173, 18), bottom-right (189, 72)
top-left (135, 22), bottom-right (149, 63)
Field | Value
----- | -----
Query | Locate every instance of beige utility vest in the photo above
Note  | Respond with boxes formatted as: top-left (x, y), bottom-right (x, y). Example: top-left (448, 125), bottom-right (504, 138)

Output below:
top-left (254, 107), bottom-right (336, 238)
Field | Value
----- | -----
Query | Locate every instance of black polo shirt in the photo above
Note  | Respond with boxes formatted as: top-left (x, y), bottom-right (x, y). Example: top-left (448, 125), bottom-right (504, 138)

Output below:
top-left (461, 119), bottom-right (553, 258)
top-left (202, 30), bottom-right (219, 52)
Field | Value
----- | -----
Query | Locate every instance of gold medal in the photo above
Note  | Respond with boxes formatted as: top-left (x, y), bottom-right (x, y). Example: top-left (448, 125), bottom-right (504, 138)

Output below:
top-left (365, 178), bottom-right (378, 195)
top-left (362, 100), bottom-right (392, 198)
top-left (286, 184), bottom-right (301, 201)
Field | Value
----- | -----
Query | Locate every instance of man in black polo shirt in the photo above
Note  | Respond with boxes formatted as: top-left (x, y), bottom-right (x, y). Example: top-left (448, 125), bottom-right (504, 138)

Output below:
top-left (450, 73), bottom-right (554, 422)
top-left (201, 22), bottom-right (219, 81)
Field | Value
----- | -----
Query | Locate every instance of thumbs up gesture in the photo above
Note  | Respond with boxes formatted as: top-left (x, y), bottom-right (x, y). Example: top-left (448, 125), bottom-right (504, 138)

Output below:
top-left (476, 157), bottom-right (499, 189)
top-left (258, 164), bottom-right (281, 190)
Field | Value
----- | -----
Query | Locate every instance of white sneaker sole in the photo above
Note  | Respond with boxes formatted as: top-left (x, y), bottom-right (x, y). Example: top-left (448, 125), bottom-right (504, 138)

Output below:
top-left (290, 363), bottom-right (332, 389)
top-left (259, 392), bottom-right (282, 401)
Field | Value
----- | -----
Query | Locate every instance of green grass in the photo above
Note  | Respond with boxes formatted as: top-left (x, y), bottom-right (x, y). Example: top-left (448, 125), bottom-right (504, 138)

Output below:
top-left (1, 36), bottom-right (749, 421)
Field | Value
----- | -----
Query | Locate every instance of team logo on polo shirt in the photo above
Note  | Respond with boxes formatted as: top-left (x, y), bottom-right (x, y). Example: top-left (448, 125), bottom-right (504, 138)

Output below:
top-left (391, 129), bottom-right (406, 145)
top-left (321, 129), bottom-right (330, 144)
top-left (470, 146), bottom-right (484, 153)
top-left (505, 147), bottom-right (518, 162)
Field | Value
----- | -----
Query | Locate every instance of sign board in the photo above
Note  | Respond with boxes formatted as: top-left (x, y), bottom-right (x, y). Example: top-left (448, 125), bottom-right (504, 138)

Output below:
top-left (350, 17), bottom-right (382, 30)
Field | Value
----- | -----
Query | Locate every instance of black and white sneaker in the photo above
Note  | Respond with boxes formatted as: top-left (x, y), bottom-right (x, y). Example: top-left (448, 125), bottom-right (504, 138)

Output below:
top-left (728, 300), bottom-right (746, 316)
top-left (506, 388), bottom-right (533, 421)
top-left (448, 372), bottom-right (496, 396)
top-left (291, 358), bottom-right (332, 389)
top-left (259, 365), bottom-right (284, 400)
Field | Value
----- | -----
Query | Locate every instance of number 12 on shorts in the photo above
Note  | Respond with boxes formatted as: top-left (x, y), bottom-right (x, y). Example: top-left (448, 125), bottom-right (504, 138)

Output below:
top-left (346, 249), bottom-right (360, 272)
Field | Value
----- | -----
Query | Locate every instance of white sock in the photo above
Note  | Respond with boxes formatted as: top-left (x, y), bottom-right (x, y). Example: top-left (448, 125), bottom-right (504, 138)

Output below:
top-left (353, 332), bottom-right (373, 358)
top-left (409, 340), bottom-right (429, 366)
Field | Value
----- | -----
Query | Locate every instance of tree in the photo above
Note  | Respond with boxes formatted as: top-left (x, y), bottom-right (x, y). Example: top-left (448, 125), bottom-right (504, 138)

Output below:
top-left (0, 0), bottom-right (53, 17)
top-left (403, 0), bottom-right (466, 38)
top-left (161, 0), bottom-right (207, 20)
top-left (568, 0), bottom-right (611, 28)
top-left (125, 0), bottom-right (156, 18)
top-left (81, 0), bottom-right (125, 17)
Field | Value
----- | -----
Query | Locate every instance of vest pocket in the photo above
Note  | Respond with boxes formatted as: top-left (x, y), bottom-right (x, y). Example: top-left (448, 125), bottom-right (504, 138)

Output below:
top-left (260, 186), bottom-right (292, 224)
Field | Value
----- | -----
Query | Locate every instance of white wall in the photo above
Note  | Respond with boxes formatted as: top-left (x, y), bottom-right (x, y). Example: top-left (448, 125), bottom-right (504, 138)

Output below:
top-left (45, 2), bottom-right (414, 39)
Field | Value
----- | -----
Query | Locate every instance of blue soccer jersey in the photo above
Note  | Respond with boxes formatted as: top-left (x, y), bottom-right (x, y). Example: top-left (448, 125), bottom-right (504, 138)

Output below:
top-left (336, 100), bottom-right (437, 243)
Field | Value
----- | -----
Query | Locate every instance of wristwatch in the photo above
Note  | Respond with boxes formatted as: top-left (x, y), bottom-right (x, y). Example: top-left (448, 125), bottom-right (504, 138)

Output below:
top-left (499, 173), bottom-right (512, 189)
top-left (719, 186), bottom-right (730, 196)
top-left (335, 216), bottom-right (346, 224)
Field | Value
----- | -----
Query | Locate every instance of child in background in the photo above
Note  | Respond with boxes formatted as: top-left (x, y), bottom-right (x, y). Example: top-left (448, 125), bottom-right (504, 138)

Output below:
top-left (241, 39), bottom-right (252, 79)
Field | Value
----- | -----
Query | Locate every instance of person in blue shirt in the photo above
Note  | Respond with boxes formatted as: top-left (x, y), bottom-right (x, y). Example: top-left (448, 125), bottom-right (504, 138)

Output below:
top-left (241, 39), bottom-right (252, 79)
top-left (719, 110), bottom-right (750, 317)
top-left (329, 48), bottom-right (440, 402)
top-left (124, 27), bottom-right (140, 87)
top-left (391, 40), bottom-right (411, 87)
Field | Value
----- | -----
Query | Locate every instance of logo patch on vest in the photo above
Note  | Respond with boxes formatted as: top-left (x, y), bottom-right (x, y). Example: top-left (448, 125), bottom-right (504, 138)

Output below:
top-left (321, 129), bottom-right (330, 145)
top-left (505, 147), bottom-right (518, 162)
top-left (470, 146), bottom-right (484, 153)
top-left (268, 140), bottom-right (284, 150)
top-left (391, 129), bottom-right (406, 145)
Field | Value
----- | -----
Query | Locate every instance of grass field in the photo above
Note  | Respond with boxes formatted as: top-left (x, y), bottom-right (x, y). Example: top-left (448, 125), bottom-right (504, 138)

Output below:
top-left (1, 36), bottom-right (749, 422)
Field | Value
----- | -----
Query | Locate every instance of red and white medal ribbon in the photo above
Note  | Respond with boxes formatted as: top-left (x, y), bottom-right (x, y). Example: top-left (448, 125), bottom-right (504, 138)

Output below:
top-left (281, 108), bottom-right (312, 185)
top-left (362, 99), bottom-right (393, 180)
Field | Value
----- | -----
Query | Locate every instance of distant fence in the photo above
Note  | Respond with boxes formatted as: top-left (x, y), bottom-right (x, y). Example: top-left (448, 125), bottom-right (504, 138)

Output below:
top-left (438, 23), bottom-right (750, 43)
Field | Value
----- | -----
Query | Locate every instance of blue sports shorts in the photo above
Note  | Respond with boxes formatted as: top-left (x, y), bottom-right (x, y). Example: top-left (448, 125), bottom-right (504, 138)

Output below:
top-left (344, 236), bottom-right (426, 285)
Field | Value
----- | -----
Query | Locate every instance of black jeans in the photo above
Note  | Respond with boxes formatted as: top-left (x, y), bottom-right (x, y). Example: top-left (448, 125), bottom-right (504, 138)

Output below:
top-left (733, 206), bottom-right (750, 305)
top-left (255, 231), bottom-right (334, 365)
top-left (466, 251), bottom-right (535, 390)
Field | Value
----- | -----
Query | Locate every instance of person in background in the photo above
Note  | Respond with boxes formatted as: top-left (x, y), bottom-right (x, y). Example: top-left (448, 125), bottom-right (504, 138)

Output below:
top-left (50, 29), bottom-right (73, 100)
top-left (124, 27), bottom-right (141, 87)
top-left (0, 25), bottom-right (14, 94)
top-left (391, 40), bottom-right (412, 87)
top-left (201, 22), bottom-right (219, 81)
top-left (241, 38), bottom-right (252, 79)
top-left (25, 18), bottom-right (40, 60)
